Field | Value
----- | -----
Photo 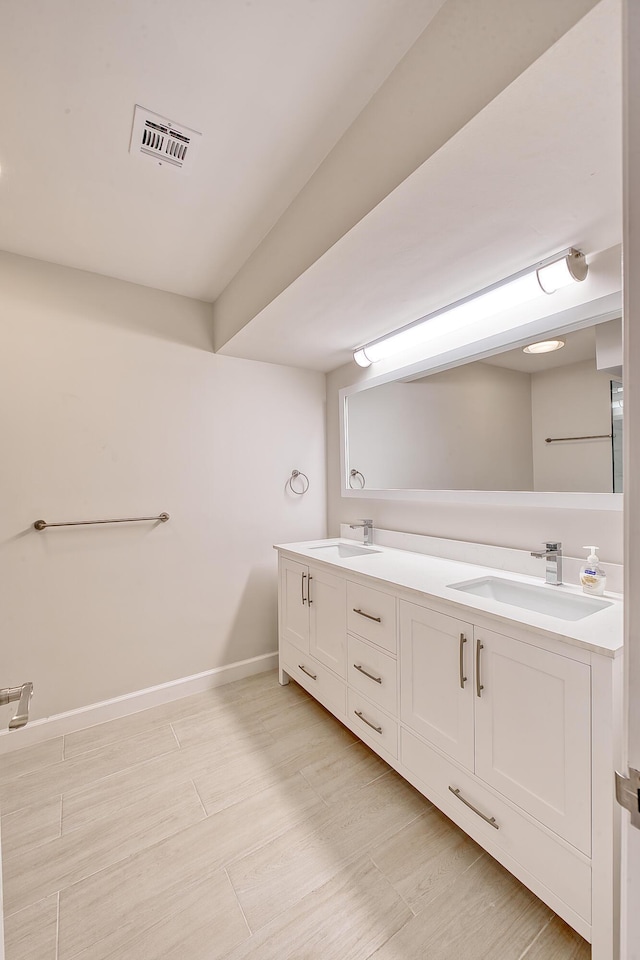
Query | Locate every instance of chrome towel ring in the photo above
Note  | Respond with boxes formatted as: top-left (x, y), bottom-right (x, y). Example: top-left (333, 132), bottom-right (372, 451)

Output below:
top-left (349, 469), bottom-right (366, 489)
top-left (288, 470), bottom-right (309, 495)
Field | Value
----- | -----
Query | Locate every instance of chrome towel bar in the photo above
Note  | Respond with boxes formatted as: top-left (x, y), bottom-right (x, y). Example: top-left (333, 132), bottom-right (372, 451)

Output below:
top-left (34, 513), bottom-right (170, 530)
top-left (545, 434), bottom-right (611, 443)
top-left (1, 682), bottom-right (33, 730)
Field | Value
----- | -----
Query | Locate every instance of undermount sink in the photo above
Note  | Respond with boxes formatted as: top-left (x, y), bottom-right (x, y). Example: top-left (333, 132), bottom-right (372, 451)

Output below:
top-left (309, 543), bottom-right (382, 559)
top-left (448, 576), bottom-right (613, 622)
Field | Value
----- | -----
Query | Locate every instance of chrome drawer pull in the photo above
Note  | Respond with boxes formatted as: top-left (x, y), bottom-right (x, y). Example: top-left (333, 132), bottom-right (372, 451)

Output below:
top-left (353, 608), bottom-right (381, 623)
top-left (307, 575), bottom-right (313, 605)
top-left (298, 664), bottom-right (317, 681)
top-left (476, 639), bottom-right (484, 698)
top-left (459, 633), bottom-right (467, 689)
top-left (354, 709), bottom-right (382, 734)
top-left (301, 572), bottom-right (307, 605)
top-left (354, 664), bottom-right (382, 684)
top-left (448, 786), bottom-right (499, 829)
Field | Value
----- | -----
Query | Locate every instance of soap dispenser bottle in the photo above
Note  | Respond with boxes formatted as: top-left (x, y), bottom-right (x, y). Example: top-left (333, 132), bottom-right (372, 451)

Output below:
top-left (580, 546), bottom-right (606, 596)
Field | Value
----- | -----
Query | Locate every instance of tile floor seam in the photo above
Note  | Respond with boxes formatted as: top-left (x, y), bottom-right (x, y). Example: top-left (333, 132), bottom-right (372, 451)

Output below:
top-left (59, 870), bottom-right (228, 960)
top-left (224, 865), bottom-right (254, 937)
top-left (516, 914), bottom-right (556, 960)
top-left (62, 715), bottom-right (191, 761)
top-left (0, 746), bottom-right (65, 792)
top-left (191, 778), bottom-right (208, 818)
top-left (61, 741), bottom-right (182, 798)
top-left (55, 889), bottom-right (61, 960)
top-left (297, 767), bottom-right (331, 807)
top-left (363, 852), bottom-right (415, 919)
top-left (228, 846), bottom-right (372, 939)
top-left (361, 809), bottom-right (431, 863)
top-left (169, 721), bottom-right (182, 749)
top-left (60, 746), bottom-right (189, 808)
top-left (66, 727), bottom-right (180, 766)
top-left (4, 799), bottom-right (213, 919)
top-left (1, 739), bottom-right (183, 816)
top-left (38, 772), bottom-right (322, 922)
top-left (414, 850), bottom-right (488, 918)
top-left (370, 845), bottom-right (487, 918)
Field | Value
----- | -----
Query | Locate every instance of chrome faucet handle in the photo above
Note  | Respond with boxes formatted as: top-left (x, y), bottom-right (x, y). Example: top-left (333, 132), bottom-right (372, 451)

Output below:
top-left (1, 682), bottom-right (34, 730)
top-left (349, 519), bottom-right (374, 545)
top-left (531, 541), bottom-right (562, 557)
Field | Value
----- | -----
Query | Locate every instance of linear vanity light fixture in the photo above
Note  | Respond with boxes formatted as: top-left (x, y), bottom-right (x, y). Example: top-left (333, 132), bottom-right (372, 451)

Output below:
top-left (353, 248), bottom-right (588, 367)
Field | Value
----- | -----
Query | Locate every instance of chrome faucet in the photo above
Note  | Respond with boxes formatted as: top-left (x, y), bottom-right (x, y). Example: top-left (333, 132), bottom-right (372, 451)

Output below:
top-left (349, 519), bottom-right (373, 546)
top-left (530, 541), bottom-right (563, 585)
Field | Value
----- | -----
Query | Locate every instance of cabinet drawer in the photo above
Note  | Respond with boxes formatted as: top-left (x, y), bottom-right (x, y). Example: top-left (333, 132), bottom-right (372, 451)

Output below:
top-left (347, 688), bottom-right (398, 758)
top-left (347, 634), bottom-right (397, 715)
top-left (400, 728), bottom-right (591, 925)
top-left (280, 638), bottom-right (346, 718)
top-left (347, 582), bottom-right (397, 653)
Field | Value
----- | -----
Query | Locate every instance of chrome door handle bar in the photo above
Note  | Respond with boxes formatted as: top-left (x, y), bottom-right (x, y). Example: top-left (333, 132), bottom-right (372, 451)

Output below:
top-left (354, 710), bottom-right (382, 734)
top-left (298, 664), bottom-right (317, 681)
top-left (448, 786), bottom-right (499, 829)
top-left (352, 608), bottom-right (381, 622)
top-left (476, 639), bottom-right (484, 697)
top-left (353, 664), bottom-right (382, 684)
top-left (459, 633), bottom-right (467, 688)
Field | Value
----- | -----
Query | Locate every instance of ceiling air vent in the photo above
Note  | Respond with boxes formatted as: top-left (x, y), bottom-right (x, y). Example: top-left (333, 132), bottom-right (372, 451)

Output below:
top-left (129, 105), bottom-right (201, 174)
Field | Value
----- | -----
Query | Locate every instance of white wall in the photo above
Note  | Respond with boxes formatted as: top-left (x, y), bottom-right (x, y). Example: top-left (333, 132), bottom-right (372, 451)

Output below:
top-left (531, 359), bottom-right (614, 492)
top-left (347, 363), bottom-right (533, 490)
top-left (328, 360), bottom-right (623, 564)
top-left (0, 252), bottom-right (326, 720)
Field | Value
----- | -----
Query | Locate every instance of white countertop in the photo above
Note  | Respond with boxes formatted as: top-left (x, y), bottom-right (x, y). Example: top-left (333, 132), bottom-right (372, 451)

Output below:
top-left (274, 539), bottom-right (623, 658)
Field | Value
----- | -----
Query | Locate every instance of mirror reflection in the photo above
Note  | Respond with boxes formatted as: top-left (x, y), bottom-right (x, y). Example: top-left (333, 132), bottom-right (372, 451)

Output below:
top-left (346, 318), bottom-right (623, 494)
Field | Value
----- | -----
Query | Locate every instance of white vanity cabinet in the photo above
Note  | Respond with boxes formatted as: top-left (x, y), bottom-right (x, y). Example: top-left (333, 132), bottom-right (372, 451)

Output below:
top-left (279, 557), bottom-right (347, 675)
top-left (276, 543), bottom-right (621, 960)
top-left (399, 605), bottom-right (592, 854)
top-left (400, 602), bottom-right (475, 771)
top-left (474, 627), bottom-right (592, 855)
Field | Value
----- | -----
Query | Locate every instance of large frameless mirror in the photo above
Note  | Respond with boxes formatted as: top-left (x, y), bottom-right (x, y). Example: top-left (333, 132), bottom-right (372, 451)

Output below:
top-left (343, 316), bottom-right (622, 500)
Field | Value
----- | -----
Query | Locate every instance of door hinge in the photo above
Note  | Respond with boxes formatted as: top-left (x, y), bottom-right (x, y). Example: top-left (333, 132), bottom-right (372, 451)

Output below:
top-left (615, 768), bottom-right (640, 829)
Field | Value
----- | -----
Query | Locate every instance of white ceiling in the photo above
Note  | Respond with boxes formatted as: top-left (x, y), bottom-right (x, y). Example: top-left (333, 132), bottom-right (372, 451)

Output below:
top-left (219, 0), bottom-right (622, 371)
top-left (0, 0), bottom-right (623, 376)
top-left (0, 0), bottom-right (443, 300)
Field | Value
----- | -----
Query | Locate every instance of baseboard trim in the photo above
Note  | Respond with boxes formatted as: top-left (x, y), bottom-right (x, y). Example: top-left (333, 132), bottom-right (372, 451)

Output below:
top-left (0, 652), bottom-right (278, 755)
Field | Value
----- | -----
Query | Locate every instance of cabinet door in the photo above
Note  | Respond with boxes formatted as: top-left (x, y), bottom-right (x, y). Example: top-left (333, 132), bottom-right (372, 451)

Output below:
top-left (308, 565), bottom-right (347, 676)
top-left (279, 558), bottom-right (309, 653)
top-left (400, 602), bottom-right (474, 771)
top-left (474, 628), bottom-right (591, 855)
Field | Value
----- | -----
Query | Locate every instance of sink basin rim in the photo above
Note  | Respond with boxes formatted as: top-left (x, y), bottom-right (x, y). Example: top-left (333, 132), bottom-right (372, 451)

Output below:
top-left (448, 575), bottom-right (613, 622)
top-left (309, 543), bottom-right (382, 559)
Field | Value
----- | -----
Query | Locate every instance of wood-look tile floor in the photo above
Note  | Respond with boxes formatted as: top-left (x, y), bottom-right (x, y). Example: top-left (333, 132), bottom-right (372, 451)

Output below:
top-left (1, 670), bottom-right (590, 960)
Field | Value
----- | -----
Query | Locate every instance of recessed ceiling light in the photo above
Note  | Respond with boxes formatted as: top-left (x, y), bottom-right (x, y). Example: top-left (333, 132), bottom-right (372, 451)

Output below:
top-left (523, 339), bottom-right (565, 354)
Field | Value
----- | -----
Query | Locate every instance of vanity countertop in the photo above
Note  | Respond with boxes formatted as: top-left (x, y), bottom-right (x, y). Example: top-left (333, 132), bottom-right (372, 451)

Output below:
top-left (274, 539), bottom-right (623, 658)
